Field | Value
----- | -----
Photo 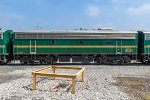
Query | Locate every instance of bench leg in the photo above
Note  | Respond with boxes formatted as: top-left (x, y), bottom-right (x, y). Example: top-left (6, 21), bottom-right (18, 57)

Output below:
top-left (82, 71), bottom-right (84, 82)
top-left (52, 68), bottom-right (55, 79)
top-left (32, 73), bottom-right (36, 90)
top-left (72, 78), bottom-right (76, 94)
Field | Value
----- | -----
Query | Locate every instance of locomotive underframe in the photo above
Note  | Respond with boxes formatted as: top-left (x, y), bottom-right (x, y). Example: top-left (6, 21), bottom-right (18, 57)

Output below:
top-left (13, 53), bottom-right (137, 65)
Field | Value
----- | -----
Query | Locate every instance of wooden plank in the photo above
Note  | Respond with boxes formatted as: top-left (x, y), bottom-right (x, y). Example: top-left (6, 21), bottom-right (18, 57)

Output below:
top-left (33, 66), bottom-right (52, 72)
top-left (36, 73), bottom-right (76, 78)
top-left (52, 66), bottom-right (82, 70)
top-left (76, 67), bottom-right (85, 79)
top-left (37, 70), bottom-right (44, 73)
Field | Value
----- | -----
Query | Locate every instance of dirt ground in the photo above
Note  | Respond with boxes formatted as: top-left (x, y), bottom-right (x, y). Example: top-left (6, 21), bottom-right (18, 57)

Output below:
top-left (0, 65), bottom-right (150, 100)
top-left (114, 76), bottom-right (150, 100)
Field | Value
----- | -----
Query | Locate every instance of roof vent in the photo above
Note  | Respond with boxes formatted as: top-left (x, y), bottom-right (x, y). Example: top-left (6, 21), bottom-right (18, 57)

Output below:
top-left (80, 28), bottom-right (83, 30)
top-left (97, 28), bottom-right (113, 31)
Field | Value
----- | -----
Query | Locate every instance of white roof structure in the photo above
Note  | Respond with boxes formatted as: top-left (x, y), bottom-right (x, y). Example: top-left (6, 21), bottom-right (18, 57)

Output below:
top-left (14, 29), bottom-right (136, 33)
top-left (14, 30), bottom-right (137, 39)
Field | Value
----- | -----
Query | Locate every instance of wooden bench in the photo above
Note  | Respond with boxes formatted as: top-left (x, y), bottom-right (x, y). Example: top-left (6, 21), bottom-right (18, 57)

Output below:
top-left (32, 66), bottom-right (85, 94)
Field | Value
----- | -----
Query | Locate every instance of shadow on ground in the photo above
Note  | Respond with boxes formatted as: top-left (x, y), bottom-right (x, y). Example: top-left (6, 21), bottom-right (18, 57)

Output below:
top-left (22, 77), bottom-right (83, 93)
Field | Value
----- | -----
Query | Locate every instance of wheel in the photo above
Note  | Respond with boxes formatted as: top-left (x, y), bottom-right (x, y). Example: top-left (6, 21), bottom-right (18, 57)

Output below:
top-left (20, 56), bottom-right (30, 64)
top-left (45, 56), bottom-right (55, 64)
top-left (122, 56), bottom-right (131, 64)
top-left (40, 59), bottom-right (48, 64)
top-left (94, 56), bottom-right (103, 64)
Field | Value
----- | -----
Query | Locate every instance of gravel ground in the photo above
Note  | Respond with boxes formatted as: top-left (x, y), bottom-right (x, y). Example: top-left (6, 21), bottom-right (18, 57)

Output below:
top-left (0, 65), bottom-right (150, 100)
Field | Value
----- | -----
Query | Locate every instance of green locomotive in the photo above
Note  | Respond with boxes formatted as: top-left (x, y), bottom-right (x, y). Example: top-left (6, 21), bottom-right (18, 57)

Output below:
top-left (0, 30), bottom-right (13, 64)
top-left (142, 31), bottom-right (150, 63)
top-left (11, 30), bottom-right (143, 64)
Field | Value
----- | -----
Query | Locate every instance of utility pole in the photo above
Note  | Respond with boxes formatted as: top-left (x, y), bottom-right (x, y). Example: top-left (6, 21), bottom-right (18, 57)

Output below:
top-left (37, 24), bottom-right (42, 30)
top-left (37, 24), bottom-right (39, 30)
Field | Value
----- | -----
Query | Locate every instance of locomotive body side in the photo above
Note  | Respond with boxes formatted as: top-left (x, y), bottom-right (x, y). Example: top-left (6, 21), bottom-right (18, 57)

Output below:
top-left (12, 30), bottom-right (138, 64)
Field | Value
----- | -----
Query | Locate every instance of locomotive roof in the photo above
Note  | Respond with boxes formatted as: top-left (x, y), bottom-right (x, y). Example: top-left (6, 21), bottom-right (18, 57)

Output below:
top-left (14, 30), bottom-right (137, 39)
top-left (143, 31), bottom-right (150, 34)
top-left (14, 30), bottom-right (137, 34)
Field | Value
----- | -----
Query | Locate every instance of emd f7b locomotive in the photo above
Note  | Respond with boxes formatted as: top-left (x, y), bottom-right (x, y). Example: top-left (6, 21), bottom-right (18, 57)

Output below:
top-left (10, 30), bottom-right (144, 64)
top-left (0, 29), bottom-right (148, 64)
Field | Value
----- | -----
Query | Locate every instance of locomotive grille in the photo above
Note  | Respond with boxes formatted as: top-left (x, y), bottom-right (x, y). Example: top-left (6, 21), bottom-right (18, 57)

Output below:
top-left (0, 32), bottom-right (2, 39)
top-left (145, 34), bottom-right (150, 40)
top-left (14, 31), bottom-right (136, 39)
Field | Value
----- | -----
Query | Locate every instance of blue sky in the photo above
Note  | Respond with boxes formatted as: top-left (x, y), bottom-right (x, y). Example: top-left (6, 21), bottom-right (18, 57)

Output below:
top-left (1, 0), bottom-right (150, 30)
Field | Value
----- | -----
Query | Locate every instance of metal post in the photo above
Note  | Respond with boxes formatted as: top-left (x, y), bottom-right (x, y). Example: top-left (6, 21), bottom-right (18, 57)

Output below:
top-left (136, 43), bottom-right (137, 60)
top-left (121, 40), bottom-right (122, 54)
top-left (17, 45), bottom-right (18, 60)
top-left (35, 40), bottom-right (36, 54)
top-left (3, 45), bottom-right (4, 54)
top-left (13, 45), bottom-right (15, 61)
top-left (116, 41), bottom-right (117, 54)
top-left (30, 40), bottom-right (31, 54)
top-left (148, 45), bottom-right (149, 57)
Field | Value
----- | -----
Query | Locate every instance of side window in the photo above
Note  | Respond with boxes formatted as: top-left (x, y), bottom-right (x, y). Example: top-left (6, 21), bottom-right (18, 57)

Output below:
top-left (78, 40), bottom-right (83, 45)
top-left (106, 40), bottom-right (112, 45)
top-left (51, 40), bottom-right (56, 45)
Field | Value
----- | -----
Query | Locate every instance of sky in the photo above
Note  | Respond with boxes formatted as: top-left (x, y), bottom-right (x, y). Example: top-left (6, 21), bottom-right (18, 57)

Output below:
top-left (1, 0), bottom-right (150, 31)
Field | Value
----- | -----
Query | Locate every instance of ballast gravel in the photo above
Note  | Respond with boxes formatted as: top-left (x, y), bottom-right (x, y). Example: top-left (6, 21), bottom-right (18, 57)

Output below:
top-left (0, 65), bottom-right (150, 100)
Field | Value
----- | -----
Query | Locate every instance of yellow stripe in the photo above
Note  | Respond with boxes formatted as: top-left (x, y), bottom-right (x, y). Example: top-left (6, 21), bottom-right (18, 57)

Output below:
top-left (14, 45), bottom-right (137, 48)
top-left (145, 46), bottom-right (150, 48)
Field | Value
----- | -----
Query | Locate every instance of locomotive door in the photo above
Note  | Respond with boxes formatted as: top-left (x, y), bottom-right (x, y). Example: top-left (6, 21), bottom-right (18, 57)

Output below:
top-left (30, 40), bottom-right (36, 54)
top-left (116, 40), bottom-right (122, 54)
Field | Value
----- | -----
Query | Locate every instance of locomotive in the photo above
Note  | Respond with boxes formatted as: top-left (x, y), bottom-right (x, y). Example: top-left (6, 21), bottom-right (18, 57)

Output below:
top-left (0, 29), bottom-right (149, 64)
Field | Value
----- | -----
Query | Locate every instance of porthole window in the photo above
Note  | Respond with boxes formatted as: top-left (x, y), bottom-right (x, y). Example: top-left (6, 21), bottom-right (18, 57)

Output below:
top-left (51, 40), bottom-right (56, 45)
top-left (106, 40), bottom-right (112, 45)
top-left (79, 40), bottom-right (83, 45)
